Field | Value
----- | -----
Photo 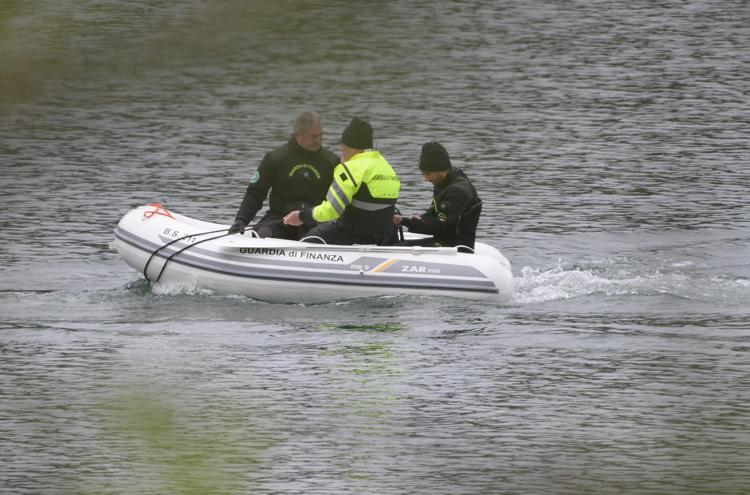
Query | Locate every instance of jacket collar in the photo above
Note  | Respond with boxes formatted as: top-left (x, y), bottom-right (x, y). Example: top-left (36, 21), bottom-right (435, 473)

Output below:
top-left (435, 167), bottom-right (459, 190)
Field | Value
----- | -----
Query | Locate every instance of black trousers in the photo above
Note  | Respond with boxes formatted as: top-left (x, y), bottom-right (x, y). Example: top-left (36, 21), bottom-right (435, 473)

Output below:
top-left (252, 212), bottom-right (310, 240)
top-left (303, 221), bottom-right (394, 245)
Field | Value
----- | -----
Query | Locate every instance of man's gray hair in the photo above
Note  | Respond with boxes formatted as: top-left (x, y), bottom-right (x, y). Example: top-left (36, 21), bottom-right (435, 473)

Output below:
top-left (293, 111), bottom-right (322, 134)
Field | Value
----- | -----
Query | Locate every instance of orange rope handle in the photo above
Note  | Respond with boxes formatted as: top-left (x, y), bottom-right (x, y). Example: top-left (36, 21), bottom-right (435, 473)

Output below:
top-left (143, 203), bottom-right (176, 219)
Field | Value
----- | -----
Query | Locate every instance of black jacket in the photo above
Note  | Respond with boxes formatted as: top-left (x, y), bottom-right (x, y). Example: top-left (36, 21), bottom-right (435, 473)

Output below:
top-left (234, 138), bottom-right (339, 223)
top-left (401, 168), bottom-right (482, 248)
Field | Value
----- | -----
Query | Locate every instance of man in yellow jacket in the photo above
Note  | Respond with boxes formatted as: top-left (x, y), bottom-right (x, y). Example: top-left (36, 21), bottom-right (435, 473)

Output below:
top-left (283, 117), bottom-right (400, 245)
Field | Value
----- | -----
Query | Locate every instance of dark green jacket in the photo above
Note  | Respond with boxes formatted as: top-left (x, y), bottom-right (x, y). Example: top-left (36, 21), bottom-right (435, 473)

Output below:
top-left (234, 138), bottom-right (339, 223)
top-left (402, 168), bottom-right (482, 248)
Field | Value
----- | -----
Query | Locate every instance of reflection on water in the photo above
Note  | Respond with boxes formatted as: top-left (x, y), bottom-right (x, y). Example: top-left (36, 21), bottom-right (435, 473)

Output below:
top-left (2, 286), bottom-right (750, 493)
top-left (98, 388), bottom-right (267, 495)
top-left (1, 0), bottom-right (750, 494)
top-left (318, 322), bottom-right (407, 333)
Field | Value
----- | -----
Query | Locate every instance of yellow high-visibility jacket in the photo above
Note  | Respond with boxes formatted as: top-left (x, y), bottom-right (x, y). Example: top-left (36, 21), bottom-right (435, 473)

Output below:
top-left (304, 150), bottom-right (400, 236)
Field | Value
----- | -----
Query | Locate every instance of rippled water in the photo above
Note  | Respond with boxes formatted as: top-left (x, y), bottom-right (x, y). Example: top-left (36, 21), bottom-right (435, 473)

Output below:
top-left (2, 1), bottom-right (749, 494)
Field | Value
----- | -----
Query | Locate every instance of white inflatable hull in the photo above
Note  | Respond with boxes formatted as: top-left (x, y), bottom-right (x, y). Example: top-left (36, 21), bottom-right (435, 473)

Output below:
top-left (114, 204), bottom-right (514, 304)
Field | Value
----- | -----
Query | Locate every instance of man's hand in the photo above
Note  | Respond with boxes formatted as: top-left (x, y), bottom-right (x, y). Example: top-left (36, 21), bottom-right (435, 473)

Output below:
top-left (228, 220), bottom-right (247, 234)
top-left (283, 210), bottom-right (303, 226)
top-left (393, 214), bottom-right (420, 226)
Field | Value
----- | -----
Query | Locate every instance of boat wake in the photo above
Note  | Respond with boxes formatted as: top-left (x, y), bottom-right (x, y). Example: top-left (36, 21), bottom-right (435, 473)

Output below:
top-left (514, 263), bottom-right (629, 304)
top-left (513, 259), bottom-right (750, 307)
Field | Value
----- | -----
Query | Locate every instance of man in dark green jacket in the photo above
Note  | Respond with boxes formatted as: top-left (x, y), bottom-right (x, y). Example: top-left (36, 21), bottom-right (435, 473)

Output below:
top-left (228, 111), bottom-right (339, 239)
top-left (394, 141), bottom-right (482, 249)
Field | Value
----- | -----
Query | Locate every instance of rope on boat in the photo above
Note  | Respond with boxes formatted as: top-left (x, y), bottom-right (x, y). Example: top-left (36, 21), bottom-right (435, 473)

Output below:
top-left (150, 231), bottom-right (236, 283)
top-left (298, 235), bottom-right (328, 244)
top-left (143, 217), bottom-right (283, 282)
top-left (143, 228), bottom-right (227, 282)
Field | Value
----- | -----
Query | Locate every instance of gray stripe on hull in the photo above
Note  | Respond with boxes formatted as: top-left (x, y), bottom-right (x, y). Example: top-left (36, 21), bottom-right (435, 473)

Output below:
top-left (115, 228), bottom-right (498, 292)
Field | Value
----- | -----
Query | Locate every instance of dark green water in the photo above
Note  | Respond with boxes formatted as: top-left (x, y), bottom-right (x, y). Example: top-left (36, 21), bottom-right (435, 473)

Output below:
top-left (1, 1), bottom-right (749, 494)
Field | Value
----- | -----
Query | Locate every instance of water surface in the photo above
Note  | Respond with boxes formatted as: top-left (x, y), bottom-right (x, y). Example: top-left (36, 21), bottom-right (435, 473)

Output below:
top-left (1, 1), bottom-right (749, 494)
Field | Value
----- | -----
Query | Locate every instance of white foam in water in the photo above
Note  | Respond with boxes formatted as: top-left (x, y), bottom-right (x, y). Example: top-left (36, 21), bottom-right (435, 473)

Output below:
top-left (513, 258), bottom-right (750, 307)
top-left (669, 260), bottom-right (694, 268)
top-left (513, 260), bottom-right (651, 304)
top-left (151, 280), bottom-right (207, 296)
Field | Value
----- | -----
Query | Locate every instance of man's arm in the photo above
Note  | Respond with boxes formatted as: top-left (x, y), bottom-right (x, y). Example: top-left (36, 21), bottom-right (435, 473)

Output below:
top-left (234, 153), bottom-right (274, 224)
top-left (401, 186), bottom-right (470, 235)
top-left (299, 163), bottom-right (359, 225)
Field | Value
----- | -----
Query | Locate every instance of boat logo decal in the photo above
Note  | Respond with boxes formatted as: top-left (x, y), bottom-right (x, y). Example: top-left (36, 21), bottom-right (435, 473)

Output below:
top-left (401, 265), bottom-right (439, 274)
top-left (143, 203), bottom-right (175, 220)
top-left (239, 247), bottom-right (287, 256)
top-left (373, 259), bottom-right (398, 272)
top-left (238, 247), bottom-right (344, 263)
top-left (289, 163), bottom-right (321, 180)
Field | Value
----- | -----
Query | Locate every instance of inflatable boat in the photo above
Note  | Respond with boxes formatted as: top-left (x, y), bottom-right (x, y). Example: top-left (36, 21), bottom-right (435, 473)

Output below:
top-left (113, 203), bottom-right (514, 303)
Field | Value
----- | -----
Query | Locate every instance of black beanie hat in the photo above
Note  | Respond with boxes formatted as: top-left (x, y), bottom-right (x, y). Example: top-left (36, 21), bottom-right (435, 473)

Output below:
top-left (419, 141), bottom-right (452, 172)
top-left (340, 117), bottom-right (373, 149)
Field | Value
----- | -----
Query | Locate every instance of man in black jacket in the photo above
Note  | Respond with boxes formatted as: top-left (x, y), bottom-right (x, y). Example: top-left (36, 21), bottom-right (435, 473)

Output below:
top-left (393, 141), bottom-right (482, 249)
top-left (228, 111), bottom-right (339, 238)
